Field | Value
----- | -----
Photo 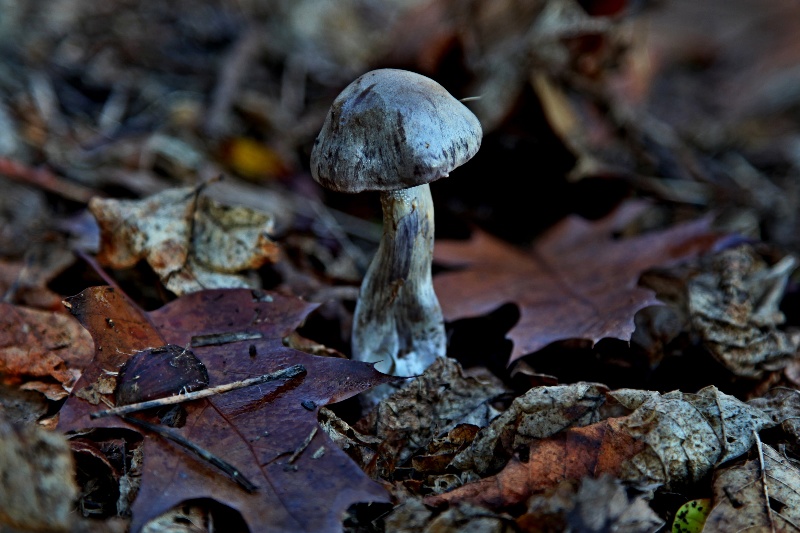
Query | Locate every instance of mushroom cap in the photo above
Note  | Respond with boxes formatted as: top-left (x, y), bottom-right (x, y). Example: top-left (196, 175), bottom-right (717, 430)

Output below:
top-left (310, 69), bottom-right (482, 193)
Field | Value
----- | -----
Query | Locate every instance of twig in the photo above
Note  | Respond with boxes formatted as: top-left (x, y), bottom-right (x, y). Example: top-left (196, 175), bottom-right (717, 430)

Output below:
top-left (91, 364), bottom-right (306, 419)
top-left (122, 415), bottom-right (258, 493)
top-left (0, 156), bottom-right (99, 203)
top-left (287, 427), bottom-right (318, 464)
top-left (204, 27), bottom-right (262, 138)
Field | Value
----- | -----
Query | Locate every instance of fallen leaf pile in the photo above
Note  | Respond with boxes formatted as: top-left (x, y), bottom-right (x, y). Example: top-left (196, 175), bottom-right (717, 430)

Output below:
top-left (57, 287), bottom-right (397, 533)
top-left (3, 0), bottom-right (800, 532)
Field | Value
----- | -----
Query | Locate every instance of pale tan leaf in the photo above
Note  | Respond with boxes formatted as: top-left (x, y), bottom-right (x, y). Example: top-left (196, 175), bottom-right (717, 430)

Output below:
top-left (89, 185), bottom-right (280, 296)
top-left (703, 441), bottom-right (800, 533)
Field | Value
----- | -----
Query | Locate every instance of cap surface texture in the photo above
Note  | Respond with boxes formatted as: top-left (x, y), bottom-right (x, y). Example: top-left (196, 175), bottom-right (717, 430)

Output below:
top-left (311, 69), bottom-right (482, 193)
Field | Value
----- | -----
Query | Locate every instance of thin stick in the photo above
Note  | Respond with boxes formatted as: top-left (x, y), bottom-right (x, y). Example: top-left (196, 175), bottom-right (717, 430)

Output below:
top-left (122, 415), bottom-right (258, 493)
top-left (0, 156), bottom-right (99, 203)
top-left (287, 427), bottom-right (318, 464)
top-left (91, 364), bottom-right (306, 419)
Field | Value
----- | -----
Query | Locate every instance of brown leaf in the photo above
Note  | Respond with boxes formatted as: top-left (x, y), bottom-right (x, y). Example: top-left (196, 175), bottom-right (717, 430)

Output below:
top-left (703, 441), bottom-right (800, 532)
top-left (89, 185), bottom-right (280, 296)
top-left (0, 303), bottom-right (94, 400)
top-left (434, 200), bottom-right (728, 365)
top-left (426, 385), bottom-right (773, 510)
top-left (57, 287), bottom-right (397, 533)
top-left (426, 418), bottom-right (644, 510)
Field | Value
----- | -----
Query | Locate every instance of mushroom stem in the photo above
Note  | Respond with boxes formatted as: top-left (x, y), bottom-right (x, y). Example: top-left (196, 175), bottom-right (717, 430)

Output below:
top-left (351, 183), bottom-right (445, 376)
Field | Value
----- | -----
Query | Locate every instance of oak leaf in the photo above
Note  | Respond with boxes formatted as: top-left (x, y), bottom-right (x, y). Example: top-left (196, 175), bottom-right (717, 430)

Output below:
top-left (57, 287), bottom-right (397, 533)
top-left (433, 200), bottom-right (728, 365)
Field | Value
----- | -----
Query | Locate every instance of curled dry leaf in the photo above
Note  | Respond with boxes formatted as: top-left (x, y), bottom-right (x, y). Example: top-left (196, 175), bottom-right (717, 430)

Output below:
top-left (451, 382), bottom-right (612, 477)
top-left (687, 246), bottom-right (799, 378)
top-left (89, 185), bottom-right (280, 296)
top-left (0, 303), bottom-right (94, 400)
top-left (748, 387), bottom-right (800, 444)
top-left (0, 412), bottom-right (78, 532)
top-left (703, 441), bottom-right (800, 532)
top-left (426, 385), bottom-right (774, 510)
top-left (355, 357), bottom-right (508, 479)
top-left (610, 385), bottom-right (774, 488)
top-left (434, 200), bottom-right (729, 365)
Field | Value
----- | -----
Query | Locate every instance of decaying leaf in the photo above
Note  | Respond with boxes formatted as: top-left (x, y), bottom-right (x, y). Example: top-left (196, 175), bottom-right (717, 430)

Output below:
top-left (687, 246), bottom-right (799, 378)
top-left (426, 417), bottom-right (645, 510)
top-left (0, 412), bottom-right (78, 532)
top-left (748, 387), bottom-right (800, 443)
top-left (451, 382), bottom-right (612, 477)
top-left (356, 357), bottom-right (508, 479)
top-left (518, 474), bottom-right (664, 533)
top-left (672, 498), bottom-right (711, 533)
top-left (58, 286), bottom-right (398, 533)
top-left (426, 385), bottom-right (774, 510)
top-left (89, 185), bottom-right (280, 296)
top-left (0, 302), bottom-right (94, 400)
top-left (703, 441), bottom-right (800, 532)
top-left (610, 385), bottom-right (774, 488)
top-left (434, 200), bottom-right (728, 365)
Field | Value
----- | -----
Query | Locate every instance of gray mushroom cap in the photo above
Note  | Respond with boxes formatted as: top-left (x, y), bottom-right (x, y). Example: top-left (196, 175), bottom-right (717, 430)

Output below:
top-left (310, 69), bottom-right (483, 193)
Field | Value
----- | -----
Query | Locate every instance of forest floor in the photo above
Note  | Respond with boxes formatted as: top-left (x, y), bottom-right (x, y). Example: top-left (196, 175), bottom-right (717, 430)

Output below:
top-left (2, 1), bottom-right (800, 532)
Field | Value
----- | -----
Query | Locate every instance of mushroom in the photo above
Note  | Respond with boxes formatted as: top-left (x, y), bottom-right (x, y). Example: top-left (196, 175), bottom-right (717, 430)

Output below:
top-left (310, 68), bottom-right (482, 377)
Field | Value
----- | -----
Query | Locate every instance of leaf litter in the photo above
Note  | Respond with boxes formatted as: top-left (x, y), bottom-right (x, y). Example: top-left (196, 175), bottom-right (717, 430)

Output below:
top-left (57, 286), bottom-right (398, 533)
top-left (3, 0), bottom-right (800, 532)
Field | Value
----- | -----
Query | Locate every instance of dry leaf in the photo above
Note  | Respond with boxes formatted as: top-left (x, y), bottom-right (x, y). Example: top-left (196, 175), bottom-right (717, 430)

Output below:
top-left (383, 498), bottom-right (515, 533)
top-left (451, 382), bottom-right (612, 477)
top-left (89, 185), bottom-right (280, 296)
top-left (688, 246), bottom-right (799, 378)
top-left (356, 357), bottom-right (508, 479)
top-left (0, 303), bottom-right (94, 400)
top-left (434, 200), bottom-right (728, 365)
top-left (426, 385), bottom-right (774, 509)
top-left (703, 441), bottom-right (800, 532)
top-left (610, 385), bottom-right (774, 487)
top-left (426, 417), bottom-right (645, 509)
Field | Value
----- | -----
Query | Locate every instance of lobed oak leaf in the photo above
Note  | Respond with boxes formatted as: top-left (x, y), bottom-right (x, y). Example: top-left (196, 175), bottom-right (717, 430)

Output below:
top-left (434, 200), bottom-right (730, 365)
top-left (57, 286), bottom-right (397, 533)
